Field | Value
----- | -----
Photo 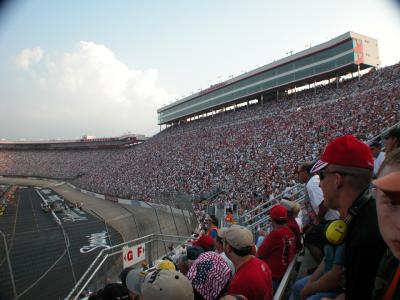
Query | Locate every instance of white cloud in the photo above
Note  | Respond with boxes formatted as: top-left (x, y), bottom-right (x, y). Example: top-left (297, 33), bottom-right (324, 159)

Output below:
top-left (14, 46), bottom-right (43, 70)
top-left (7, 42), bottom-right (169, 138)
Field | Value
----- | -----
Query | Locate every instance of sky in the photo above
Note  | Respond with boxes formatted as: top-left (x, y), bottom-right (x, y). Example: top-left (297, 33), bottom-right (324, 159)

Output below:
top-left (0, 0), bottom-right (399, 140)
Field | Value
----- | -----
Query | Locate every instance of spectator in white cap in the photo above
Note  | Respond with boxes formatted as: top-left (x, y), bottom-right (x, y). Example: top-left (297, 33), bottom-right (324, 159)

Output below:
top-left (125, 269), bottom-right (146, 300)
top-left (141, 269), bottom-right (194, 300)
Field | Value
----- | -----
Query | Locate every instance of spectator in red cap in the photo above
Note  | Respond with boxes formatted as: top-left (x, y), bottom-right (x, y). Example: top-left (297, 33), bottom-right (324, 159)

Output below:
top-left (280, 199), bottom-right (302, 251)
top-left (372, 148), bottom-right (400, 299)
top-left (257, 204), bottom-right (296, 291)
top-left (311, 135), bottom-right (386, 300)
top-left (192, 235), bottom-right (215, 252)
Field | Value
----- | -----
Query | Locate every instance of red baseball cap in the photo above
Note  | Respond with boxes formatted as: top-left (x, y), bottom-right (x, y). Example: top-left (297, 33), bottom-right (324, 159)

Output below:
top-left (269, 204), bottom-right (288, 221)
top-left (311, 135), bottom-right (374, 173)
top-left (192, 235), bottom-right (214, 251)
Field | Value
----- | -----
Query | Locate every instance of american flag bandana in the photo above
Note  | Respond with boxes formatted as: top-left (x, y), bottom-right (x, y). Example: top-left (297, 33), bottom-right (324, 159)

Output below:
top-left (187, 252), bottom-right (232, 300)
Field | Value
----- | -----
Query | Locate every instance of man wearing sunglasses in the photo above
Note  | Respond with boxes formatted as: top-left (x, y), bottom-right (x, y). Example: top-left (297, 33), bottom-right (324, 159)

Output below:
top-left (310, 135), bottom-right (386, 300)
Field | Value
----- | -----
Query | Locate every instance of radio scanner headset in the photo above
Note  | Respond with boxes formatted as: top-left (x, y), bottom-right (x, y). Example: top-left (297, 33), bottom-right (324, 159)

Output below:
top-left (324, 188), bottom-right (370, 245)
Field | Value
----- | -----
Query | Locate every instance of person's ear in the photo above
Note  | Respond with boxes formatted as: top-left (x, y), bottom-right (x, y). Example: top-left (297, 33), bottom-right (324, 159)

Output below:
top-left (334, 173), bottom-right (343, 189)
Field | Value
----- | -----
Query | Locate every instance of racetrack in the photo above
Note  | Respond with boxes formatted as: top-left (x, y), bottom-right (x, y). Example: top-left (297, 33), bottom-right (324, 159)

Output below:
top-left (0, 177), bottom-right (195, 299)
top-left (0, 186), bottom-right (122, 300)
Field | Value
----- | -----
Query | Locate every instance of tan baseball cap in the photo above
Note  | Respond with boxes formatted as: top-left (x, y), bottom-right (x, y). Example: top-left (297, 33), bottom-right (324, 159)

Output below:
top-left (280, 199), bottom-right (301, 216)
top-left (224, 226), bottom-right (254, 250)
top-left (373, 171), bottom-right (400, 192)
top-left (141, 270), bottom-right (194, 300)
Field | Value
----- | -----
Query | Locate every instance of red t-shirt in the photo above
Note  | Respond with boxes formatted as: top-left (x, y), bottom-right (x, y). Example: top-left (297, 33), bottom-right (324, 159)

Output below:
top-left (257, 226), bottom-right (296, 280)
top-left (287, 217), bottom-right (302, 250)
top-left (228, 256), bottom-right (272, 300)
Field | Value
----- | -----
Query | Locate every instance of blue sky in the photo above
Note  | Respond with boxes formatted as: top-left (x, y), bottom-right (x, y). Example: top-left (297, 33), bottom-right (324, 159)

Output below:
top-left (0, 0), bottom-right (399, 139)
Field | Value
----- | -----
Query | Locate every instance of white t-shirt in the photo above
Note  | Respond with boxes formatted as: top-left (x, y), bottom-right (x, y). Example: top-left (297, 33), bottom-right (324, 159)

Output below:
top-left (373, 152), bottom-right (386, 176)
top-left (306, 174), bottom-right (340, 221)
top-left (219, 251), bottom-right (235, 275)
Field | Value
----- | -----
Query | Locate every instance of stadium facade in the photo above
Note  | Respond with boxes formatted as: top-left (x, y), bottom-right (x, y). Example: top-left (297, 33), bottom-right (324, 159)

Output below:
top-left (157, 31), bottom-right (379, 125)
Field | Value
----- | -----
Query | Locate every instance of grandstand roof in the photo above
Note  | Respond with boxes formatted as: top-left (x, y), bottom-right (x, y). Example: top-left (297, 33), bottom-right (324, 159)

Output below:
top-left (157, 31), bottom-right (379, 125)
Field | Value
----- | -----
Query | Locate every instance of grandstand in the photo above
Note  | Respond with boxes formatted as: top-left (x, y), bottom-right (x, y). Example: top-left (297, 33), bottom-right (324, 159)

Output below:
top-left (158, 31), bottom-right (379, 125)
top-left (0, 60), bottom-right (398, 206)
top-left (0, 134), bottom-right (146, 150)
top-left (0, 32), bottom-right (399, 299)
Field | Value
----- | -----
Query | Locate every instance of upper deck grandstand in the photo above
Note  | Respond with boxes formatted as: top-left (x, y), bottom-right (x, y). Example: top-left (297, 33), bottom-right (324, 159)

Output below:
top-left (158, 31), bottom-right (379, 125)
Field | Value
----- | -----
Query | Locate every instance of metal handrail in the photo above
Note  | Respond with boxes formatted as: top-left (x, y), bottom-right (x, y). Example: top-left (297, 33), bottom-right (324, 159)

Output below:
top-left (247, 195), bottom-right (306, 231)
top-left (246, 189), bottom-right (305, 226)
top-left (65, 233), bottom-right (191, 300)
top-left (239, 184), bottom-right (303, 223)
top-left (366, 121), bottom-right (400, 145)
top-left (240, 184), bottom-right (305, 227)
top-left (273, 254), bottom-right (299, 300)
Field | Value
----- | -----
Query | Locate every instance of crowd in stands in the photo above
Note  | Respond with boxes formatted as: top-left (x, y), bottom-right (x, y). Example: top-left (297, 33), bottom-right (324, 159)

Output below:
top-left (0, 61), bottom-right (398, 299)
top-left (0, 64), bottom-right (398, 217)
top-left (82, 132), bottom-right (400, 300)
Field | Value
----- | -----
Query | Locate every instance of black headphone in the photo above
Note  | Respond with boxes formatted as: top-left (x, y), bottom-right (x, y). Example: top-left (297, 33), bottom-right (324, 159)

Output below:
top-left (324, 188), bottom-right (370, 245)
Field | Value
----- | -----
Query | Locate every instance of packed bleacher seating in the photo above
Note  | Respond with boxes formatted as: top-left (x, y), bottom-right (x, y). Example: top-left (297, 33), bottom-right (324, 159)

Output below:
top-left (0, 64), bottom-right (399, 214)
top-left (1, 63), bottom-right (400, 300)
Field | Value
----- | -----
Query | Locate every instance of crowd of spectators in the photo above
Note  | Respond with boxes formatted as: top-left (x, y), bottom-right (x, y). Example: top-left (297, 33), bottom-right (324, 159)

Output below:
top-left (83, 142), bottom-right (400, 299)
top-left (0, 62), bottom-right (398, 299)
top-left (0, 64), bottom-right (399, 215)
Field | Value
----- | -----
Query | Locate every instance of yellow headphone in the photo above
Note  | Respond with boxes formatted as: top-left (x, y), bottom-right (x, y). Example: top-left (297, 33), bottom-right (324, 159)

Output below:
top-left (324, 218), bottom-right (350, 245)
top-left (324, 189), bottom-right (370, 245)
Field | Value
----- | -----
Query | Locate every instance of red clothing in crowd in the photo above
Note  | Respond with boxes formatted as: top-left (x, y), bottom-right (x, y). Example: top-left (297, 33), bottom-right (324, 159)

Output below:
top-left (287, 217), bottom-right (302, 250)
top-left (257, 226), bottom-right (296, 281)
top-left (228, 256), bottom-right (273, 300)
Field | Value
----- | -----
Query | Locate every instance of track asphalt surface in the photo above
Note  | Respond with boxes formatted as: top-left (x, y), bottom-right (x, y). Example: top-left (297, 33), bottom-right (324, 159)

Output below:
top-left (0, 187), bottom-right (122, 300)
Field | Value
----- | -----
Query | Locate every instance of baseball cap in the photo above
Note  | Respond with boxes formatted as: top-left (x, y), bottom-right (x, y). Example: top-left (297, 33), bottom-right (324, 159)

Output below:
top-left (141, 269), bottom-right (194, 300)
top-left (280, 199), bottom-right (301, 216)
top-left (373, 172), bottom-right (400, 193)
top-left (125, 269), bottom-right (146, 296)
top-left (224, 226), bottom-right (254, 250)
top-left (187, 252), bottom-right (232, 300)
top-left (269, 204), bottom-right (288, 221)
top-left (156, 259), bottom-right (176, 271)
top-left (192, 235), bottom-right (214, 251)
top-left (119, 266), bottom-right (135, 287)
top-left (385, 127), bottom-right (400, 140)
top-left (311, 135), bottom-right (374, 173)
